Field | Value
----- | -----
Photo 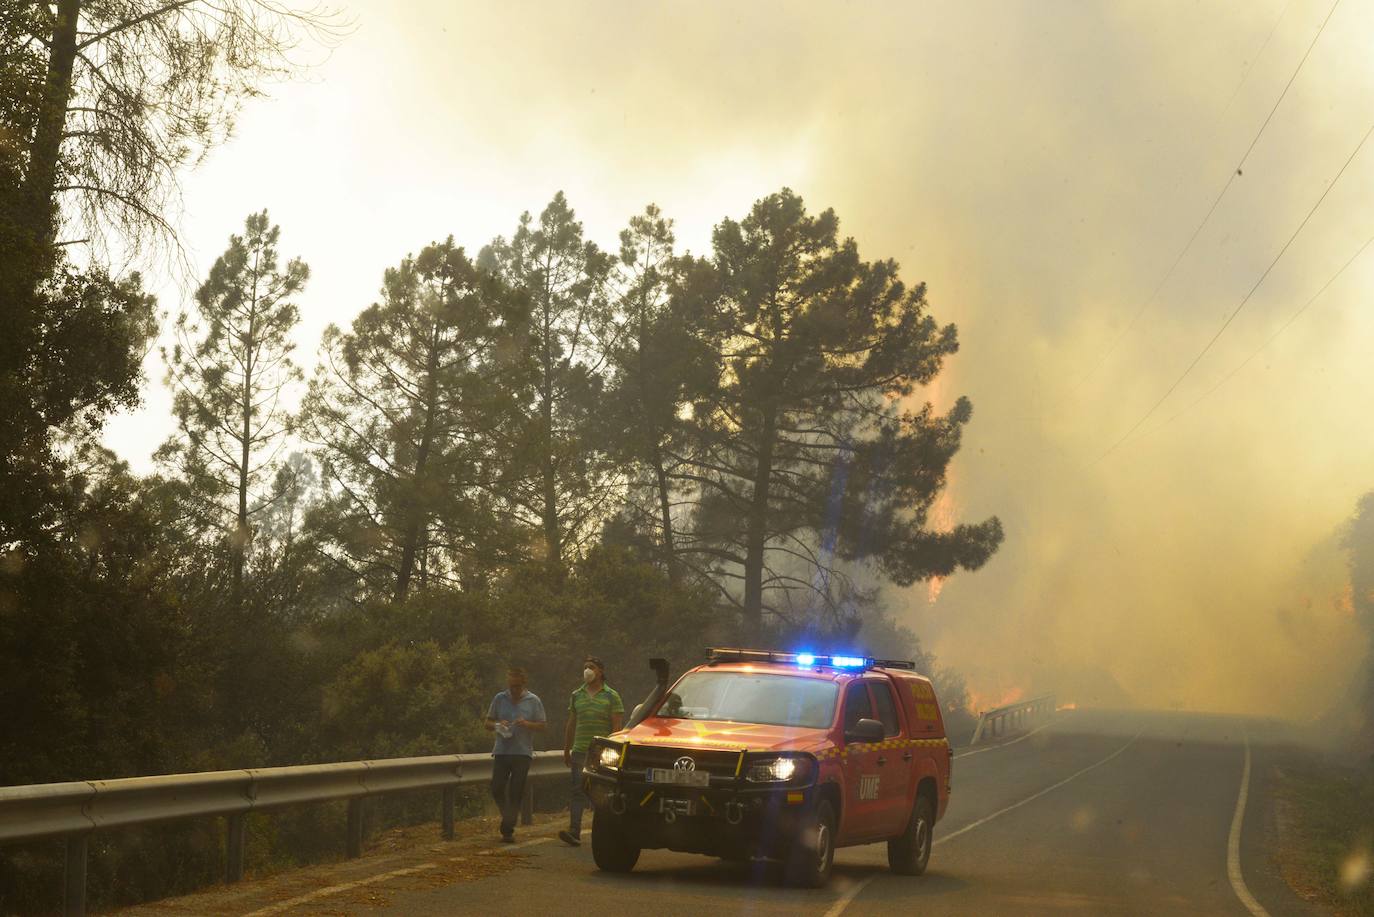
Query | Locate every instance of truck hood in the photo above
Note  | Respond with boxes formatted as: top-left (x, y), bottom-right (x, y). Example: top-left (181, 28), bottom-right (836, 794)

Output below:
top-left (614, 717), bottom-right (830, 754)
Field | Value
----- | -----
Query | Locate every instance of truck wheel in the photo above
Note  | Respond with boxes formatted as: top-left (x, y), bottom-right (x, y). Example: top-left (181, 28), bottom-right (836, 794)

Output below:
top-left (784, 798), bottom-right (836, 887)
top-left (591, 806), bottom-right (641, 873)
top-left (887, 794), bottom-right (934, 876)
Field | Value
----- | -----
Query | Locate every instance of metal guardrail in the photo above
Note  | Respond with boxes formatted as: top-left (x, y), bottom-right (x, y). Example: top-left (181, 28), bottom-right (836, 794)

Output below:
top-left (968, 694), bottom-right (1056, 746)
top-left (0, 749), bottom-right (566, 916)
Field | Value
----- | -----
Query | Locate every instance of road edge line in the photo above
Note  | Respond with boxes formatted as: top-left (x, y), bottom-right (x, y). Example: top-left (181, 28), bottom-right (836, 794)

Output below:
top-left (823, 728), bottom-right (1142, 917)
top-left (1227, 732), bottom-right (1271, 917)
top-left (954, 717), bottom-right (1060, 759)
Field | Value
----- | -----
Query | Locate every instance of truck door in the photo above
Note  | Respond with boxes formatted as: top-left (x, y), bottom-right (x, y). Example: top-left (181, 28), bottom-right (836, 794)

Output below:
top-left (839, 681), bottom-right (885, 841)
top-left (867, 677), bottom-right (912, 835)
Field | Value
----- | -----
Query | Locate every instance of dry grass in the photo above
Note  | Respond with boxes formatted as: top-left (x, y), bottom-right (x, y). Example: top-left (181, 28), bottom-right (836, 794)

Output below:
top-left (114, 812), bottom-right (562, 915)
top-left (1273, 761), bottom-right (1374, 916)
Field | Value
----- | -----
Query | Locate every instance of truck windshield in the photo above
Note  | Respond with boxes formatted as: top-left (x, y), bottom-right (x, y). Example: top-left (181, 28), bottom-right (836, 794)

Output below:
top-left (656, 672), bottom-right (838, 729)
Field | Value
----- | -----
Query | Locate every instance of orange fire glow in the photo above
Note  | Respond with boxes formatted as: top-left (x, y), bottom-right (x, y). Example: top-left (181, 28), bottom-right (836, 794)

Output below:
top-left (921, 369), bottom-right (957, 605)
top-left (967, 685), bottom-right (1025, 713)
top-left (1336, 585), bottom-right (1355, 619)
top-left (1058, 702), bottom-right (1078, 711)
top-left (926, 468), bottom-right (956, 604)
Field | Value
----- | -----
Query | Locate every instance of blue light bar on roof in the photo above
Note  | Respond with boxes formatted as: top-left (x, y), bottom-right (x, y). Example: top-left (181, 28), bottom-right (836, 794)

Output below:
top-left (705, 647), bottom-right (908, 670)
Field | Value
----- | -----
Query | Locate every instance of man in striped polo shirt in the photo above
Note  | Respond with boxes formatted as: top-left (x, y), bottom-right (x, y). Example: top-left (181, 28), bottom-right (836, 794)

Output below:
top-left (558, 656), bottom-right (623, 846)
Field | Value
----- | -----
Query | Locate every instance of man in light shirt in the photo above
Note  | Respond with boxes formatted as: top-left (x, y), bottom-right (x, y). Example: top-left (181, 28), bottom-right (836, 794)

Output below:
top-left (484, 666), bottom-right (546, 843)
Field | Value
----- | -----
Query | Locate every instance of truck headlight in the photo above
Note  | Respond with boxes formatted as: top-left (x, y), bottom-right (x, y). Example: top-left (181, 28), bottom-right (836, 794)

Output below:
top-left (746, 756), bottom-right (809, 783)
top-left (597, 744), bottom-right (622, 770)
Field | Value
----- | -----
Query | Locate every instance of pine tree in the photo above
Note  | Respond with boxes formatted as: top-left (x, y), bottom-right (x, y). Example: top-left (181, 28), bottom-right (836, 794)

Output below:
top-left (159, 210), bottom-right (307, 594)
top-left (303, 238), bottom-right (524, 600)
top-left (603, 205), bottom-right (715, 580)
top-left (676, 189), bottom-right (1003, 637)
top-left (479, 193), bottom-right (616, 573)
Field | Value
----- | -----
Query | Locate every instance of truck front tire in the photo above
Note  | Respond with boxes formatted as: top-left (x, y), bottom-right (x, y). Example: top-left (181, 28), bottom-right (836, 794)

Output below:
top-left (784, 798), bottom-right (836, 887)
top-left (591, 806), bottom-right (641, 873)
top-left (887, 794), bottom-right (934, 875)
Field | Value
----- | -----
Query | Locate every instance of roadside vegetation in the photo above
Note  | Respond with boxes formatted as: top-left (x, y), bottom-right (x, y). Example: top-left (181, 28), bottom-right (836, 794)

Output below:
top-left (1273, 491), bottom-right (1374, 915)
top-left (1275, 762), bottom-right (1374, 916)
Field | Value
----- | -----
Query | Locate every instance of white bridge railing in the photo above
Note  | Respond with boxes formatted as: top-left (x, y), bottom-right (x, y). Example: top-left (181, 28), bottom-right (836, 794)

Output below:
top-left (968, 694), bottom-right (1057, 745)
top-left (0, 750), bottom-right (566, 916)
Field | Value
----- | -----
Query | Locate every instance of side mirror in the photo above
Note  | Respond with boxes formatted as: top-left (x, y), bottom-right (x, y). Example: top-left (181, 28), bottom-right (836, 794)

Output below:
top-left (845, 717), bottom-right (885, 744)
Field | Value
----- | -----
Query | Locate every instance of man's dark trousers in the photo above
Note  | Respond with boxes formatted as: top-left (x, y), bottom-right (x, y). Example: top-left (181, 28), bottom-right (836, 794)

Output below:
top-left (491, 754), bottom-right (532, 837)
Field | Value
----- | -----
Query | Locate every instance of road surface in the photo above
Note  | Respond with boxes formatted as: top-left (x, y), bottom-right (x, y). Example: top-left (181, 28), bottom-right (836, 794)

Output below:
top-left (123, 708), bottom-right (1328, 916)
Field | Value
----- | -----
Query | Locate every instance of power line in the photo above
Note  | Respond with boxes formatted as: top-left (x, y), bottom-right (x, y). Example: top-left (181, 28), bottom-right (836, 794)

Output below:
top-left (1159, 229), bottom-right (1374, 428)
top-left (1077, 0), bottom-right (1340, 387)
top-left (1215, 0), bottom-right (1294, 125)
top-left (1231, 0), bottom-right (1341, 170)
top-left (1099, 116), bottom-right (1374, 461)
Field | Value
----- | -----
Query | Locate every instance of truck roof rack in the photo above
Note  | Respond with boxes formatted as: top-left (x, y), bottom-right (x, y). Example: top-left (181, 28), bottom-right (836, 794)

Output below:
top-left (705, 647), bottom-right (916, 671)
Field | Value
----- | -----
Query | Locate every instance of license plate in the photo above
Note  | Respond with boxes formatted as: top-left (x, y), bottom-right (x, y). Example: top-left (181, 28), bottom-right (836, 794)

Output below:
top-left (646, 767), bottom-right (710, 787)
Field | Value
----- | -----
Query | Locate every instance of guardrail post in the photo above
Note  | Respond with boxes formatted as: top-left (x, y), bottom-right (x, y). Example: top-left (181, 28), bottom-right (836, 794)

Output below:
top-left (520, 780), bottom-right (533, 826)
top-left (63, 834), bottom-right (87, 917)
top-left (347, 799), bottom-right (364, 858)
top-left (226, 813), bottom-right (246, 883)
top-left (442, 787), bottom-right (455, 840)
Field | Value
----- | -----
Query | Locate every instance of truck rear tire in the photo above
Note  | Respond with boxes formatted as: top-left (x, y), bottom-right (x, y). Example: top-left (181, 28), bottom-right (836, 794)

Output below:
top-left (591, 806), bottom-right (641, 873)
top-left (887, 794), bottom-right (934, 875)
top-left (784, 798), bottom-right (836, 887)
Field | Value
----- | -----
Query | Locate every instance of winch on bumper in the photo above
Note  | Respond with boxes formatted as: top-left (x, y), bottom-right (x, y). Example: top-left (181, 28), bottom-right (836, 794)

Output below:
top-left (582, 738), bottom-right (820, 858)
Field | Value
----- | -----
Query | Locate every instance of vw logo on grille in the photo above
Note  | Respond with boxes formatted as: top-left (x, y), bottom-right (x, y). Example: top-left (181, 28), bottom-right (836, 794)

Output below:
top-left (673, 756), bottom-right (696, 772)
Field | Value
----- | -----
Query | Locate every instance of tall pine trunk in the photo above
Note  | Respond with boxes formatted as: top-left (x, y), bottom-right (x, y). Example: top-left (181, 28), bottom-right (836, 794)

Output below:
top-left (395, 323), bottom-right (441, 601)
top-left (540, 388), bottom-right (562, 570)
top-left (742, 408), bottom-right (777, 639)
top-left (652, 442), bottom-right (677, 582)
top-left (537, 288), bottom-right (563, 573)
top-left (636, 301), bottom-right (677, 580)
top-left (232, 259), bottom-right (260, 600)
top-left (22, 0), bottom-right (80, 244)
top-left (234, 389), bottom-right (249, 595)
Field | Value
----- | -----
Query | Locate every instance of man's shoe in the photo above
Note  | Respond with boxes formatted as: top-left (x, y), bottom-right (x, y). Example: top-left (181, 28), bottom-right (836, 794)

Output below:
top-left (500, 833), bottom-right (515, 844)
top-left (558, 830), bottom-right (581, 847)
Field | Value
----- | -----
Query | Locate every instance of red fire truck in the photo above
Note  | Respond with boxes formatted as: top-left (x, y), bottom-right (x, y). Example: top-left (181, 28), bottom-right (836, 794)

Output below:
top-left (581, 648), bottom-right (952, 886)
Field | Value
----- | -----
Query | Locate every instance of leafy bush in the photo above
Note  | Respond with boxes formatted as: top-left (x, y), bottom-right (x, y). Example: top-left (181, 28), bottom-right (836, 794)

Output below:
top-left (320, 639), bottom-right (486, 760)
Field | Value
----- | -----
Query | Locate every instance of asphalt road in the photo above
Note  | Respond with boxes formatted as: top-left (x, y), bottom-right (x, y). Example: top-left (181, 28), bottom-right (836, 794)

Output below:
top-left (122, 708), bottom-right (1330, 916)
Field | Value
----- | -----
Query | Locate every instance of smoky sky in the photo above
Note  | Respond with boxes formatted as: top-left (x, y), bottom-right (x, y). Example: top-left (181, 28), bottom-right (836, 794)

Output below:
top-left (103, 0), bottom-right (1374, 718)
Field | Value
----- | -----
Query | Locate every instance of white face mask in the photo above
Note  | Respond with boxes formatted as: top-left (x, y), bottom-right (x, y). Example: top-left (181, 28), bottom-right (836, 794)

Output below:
top-left (583, 667), bottom-right (597, 684)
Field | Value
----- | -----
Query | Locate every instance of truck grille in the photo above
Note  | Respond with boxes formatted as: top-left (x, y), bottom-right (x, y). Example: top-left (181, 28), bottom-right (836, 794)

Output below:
top-left (623, 744), bottom-right (743, 778)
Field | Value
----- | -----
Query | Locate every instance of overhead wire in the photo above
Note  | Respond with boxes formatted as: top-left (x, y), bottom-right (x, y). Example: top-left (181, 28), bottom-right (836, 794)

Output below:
top-left (1099, 116), bottom-right (1374, 461)
top-left (1215, 0), bottom-right (1295, 124)
top-left (1077, 0), bottom-right (1340, 388)
top-left (1157, 229), bottom-right (1374, 429)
